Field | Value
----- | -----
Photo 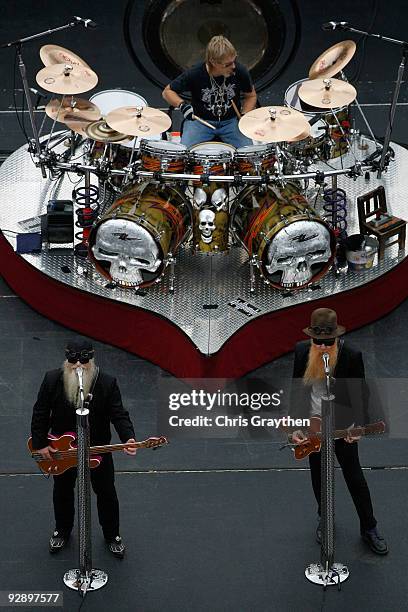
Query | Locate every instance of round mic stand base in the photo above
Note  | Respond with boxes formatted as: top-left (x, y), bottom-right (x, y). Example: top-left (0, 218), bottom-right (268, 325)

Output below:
top-left (63, 568), bottom-right (108, 592)
top-left (305, 562), bottom-right (349, 587)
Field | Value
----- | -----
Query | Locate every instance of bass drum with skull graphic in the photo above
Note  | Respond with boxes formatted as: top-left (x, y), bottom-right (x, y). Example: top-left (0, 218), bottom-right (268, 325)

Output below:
top-left (231, 182), bottom-right (336, 290)
top-left (89, 183), bottom-right (192, 288)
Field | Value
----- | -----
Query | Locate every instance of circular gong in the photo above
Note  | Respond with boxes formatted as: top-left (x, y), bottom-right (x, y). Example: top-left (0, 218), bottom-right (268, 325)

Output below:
top-left (141, 0), bottom-right (285, 81)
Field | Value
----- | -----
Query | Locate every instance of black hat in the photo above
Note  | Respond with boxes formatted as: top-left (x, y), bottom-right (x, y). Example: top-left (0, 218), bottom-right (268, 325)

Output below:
top-left (65, 336), bottom-right (94, 352)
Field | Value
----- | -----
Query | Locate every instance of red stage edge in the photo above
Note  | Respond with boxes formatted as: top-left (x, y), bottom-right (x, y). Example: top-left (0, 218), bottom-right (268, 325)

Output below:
top-left (1, 233), bottom-right (408, 378)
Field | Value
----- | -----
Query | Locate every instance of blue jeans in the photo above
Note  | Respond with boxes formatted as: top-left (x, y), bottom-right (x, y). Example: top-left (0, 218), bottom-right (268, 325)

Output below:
top-left (181, 117), bottom-right (252, 148)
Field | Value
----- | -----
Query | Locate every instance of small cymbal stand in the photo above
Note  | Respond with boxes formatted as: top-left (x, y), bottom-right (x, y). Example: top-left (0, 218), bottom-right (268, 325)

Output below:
top-left (305, 352), bottom-right (349, 588)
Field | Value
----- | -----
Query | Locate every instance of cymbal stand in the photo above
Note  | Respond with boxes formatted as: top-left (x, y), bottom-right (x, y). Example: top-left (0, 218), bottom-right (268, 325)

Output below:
top-left (339, 70), bottom-right (379, 151)
top-left (339, 23), bottom-right (408, 177)
top-left (305, 355), bottom-right (349, 587)
top-left (1, 19), bottom-right (90, 178)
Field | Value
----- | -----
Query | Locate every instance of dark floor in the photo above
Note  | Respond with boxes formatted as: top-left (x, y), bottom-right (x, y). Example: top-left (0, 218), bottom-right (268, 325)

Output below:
top-left (1, 1), bottom-right (408, 611)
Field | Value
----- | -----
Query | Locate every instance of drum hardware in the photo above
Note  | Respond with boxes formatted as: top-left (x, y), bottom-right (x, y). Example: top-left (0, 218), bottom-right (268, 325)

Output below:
top-left (308, 40), bottom-right (357, 80)
top-left (298, 77), bottom-right (356, 109)
top-left (36, 62), bottom-right (98, 95)
top-left (105, 105), bottom-right (171, 138)
top-left (40, 44), bottom-right (91, 69)
top-left (238, 106), bottom-right (311, 142)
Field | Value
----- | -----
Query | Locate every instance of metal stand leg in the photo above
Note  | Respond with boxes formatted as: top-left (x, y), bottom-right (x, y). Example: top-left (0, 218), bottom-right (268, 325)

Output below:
top-left (249, 257), bottom-right (256, 294)
top-left (63, 399), bottom-right (108, 594)
top-left (305, 373), bottom-right (349, 587)
top-left (168, 254), bottom-right (176, 293)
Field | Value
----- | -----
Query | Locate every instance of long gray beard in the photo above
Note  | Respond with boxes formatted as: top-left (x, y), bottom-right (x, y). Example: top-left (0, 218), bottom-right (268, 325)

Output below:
top-left (62, 360), bottom-right (97, 407)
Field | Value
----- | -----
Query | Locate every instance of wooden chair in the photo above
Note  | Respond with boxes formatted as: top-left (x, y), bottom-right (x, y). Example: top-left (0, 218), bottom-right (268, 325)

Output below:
top-left (357, 185), bottom-right (406, 260)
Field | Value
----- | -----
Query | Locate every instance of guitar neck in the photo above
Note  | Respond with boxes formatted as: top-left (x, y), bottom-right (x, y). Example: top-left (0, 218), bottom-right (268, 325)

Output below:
top-left (90, 441), bottom-right (146, 454)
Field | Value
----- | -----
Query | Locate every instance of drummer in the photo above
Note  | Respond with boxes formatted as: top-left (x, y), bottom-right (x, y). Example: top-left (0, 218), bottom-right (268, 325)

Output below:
top-left (162, 35), bottom-right (257, 148)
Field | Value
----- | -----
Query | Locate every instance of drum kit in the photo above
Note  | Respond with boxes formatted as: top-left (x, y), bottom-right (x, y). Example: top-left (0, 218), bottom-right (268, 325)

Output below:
top-left (30, 40), bottom-right (379, 293)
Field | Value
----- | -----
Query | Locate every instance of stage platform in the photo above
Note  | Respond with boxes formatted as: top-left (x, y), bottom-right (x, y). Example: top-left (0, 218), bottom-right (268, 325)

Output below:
top-left (1, 138), bottom-right (408, 377)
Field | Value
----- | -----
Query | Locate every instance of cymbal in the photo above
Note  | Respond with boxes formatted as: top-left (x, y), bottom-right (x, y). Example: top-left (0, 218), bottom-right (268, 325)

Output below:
top-left (64, 117), bottom-right (92, 138)
top-left (238, 106), bottom-right (311, 142)
top-left (36, 63), bottom-right (98, 95)
top-left (45, 97), bottom-right (101, 122)
top-left (309, 40), bottom-right (356, 80)
top-left (298, 78), bottom-right (356, 109)
top-left (85, 120), bottom-right (132, 143)
top-left (105, 106), bottom-right (171, 137)
top-left (40, 44), bottom-right (91, 69)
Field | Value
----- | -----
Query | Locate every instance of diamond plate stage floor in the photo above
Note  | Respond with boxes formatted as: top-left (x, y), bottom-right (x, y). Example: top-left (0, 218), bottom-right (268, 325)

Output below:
top-left (1, 139), bottom-right (408, 377)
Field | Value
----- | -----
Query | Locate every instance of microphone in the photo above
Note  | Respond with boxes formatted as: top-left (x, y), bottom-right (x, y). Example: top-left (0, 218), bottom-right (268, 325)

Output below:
top-left (322, 21), bottom-right (349, 31)
top-left (73, 16), bottom-right (98, 29)
top-left (75, 366), bottom-right (84, 390)
top-left (322, 352), bottom-right (330, 375)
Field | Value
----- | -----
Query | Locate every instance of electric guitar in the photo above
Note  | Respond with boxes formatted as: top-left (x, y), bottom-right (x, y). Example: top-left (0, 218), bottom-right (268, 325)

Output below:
top-left (28, 432), bottom-right (168, 475)
top-left (287, 417), bottom-right (385, 460)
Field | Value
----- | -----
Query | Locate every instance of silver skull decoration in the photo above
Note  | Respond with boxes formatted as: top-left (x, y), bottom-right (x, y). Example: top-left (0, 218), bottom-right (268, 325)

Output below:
top-left (265, 221), bottom-right (332, 288)
top-left (92, 218), bottom-right (161, 287)
top-left (199, 209), bottom-right (216, 244)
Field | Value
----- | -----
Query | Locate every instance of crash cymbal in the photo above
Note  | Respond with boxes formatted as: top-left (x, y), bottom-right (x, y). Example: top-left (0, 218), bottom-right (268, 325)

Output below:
top-left (64, 118), bottom-right (93, 138)
top-left (105, 106), bottom-right (171, 137)
top-left (45, 97), bottom-right (101, 122)
top-left (85, 120), bottom-right (132, 143)
top-left (309, 40), bottom-right (356, 80)
top-left (40, 44), bottom-right (91, 69)
top-left (36, 63), bottom-right (98, 95)
top-left (298, 78), bottom-right (356, 109)
top-left (238, 106), bottom-right (311, 142)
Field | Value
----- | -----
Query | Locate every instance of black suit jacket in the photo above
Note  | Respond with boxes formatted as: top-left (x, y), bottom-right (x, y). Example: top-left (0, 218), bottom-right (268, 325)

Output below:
top-left (31, 368), bottom-right (135, 450)
top-left (290, 340), bottom-right (370, 429)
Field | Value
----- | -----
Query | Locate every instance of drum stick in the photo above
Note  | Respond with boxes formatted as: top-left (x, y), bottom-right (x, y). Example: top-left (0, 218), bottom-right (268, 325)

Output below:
top-left (231, 99), bottom-right (242, 119)
top-left (192, 114), bottom-right (216, 130)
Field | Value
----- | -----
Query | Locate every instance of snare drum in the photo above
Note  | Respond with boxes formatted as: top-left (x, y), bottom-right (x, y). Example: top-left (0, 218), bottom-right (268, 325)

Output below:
top-left (188, 142), bottom-right (236, 175)
top-left (234, 144), bottom-right (276, 175)
top-left (284, 79), bottom-right (350, 159)
top-left (89, 183), bottom-right (192, 288)
top-left (140, 140), bottom-right (187, 172)
top-left (231, 182), bottom-right (336, 290)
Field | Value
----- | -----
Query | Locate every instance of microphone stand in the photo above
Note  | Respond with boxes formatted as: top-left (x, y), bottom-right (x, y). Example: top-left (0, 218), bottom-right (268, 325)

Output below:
top-left (305, 352), bottom-right (349, 588)
top-left (0, 19), bottom-right (88, 179)
top-left (336, 24), bottom-right (408, 178)
top-left (63, 367), bottom-right (108, 594)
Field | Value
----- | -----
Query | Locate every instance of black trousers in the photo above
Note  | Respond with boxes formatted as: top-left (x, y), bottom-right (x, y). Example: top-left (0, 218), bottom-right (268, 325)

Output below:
top-left (308, 439), bottom-right (377, 532)
top-left (52, 454), bottom-right (119, 540)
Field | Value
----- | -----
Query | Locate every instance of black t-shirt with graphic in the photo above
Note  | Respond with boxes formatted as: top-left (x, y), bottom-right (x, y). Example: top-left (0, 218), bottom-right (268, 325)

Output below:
top-left (170, 61), bottom-right (253, 121)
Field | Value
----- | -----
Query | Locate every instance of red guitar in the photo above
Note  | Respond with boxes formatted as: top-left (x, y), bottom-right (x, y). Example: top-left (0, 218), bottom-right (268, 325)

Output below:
top-left (288, 417), bottom-right (385, 460)
top-left (28, 432), bottom-right (168, 475)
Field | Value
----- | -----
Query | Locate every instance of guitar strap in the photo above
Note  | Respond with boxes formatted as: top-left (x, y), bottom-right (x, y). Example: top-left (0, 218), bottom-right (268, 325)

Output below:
top-left (84, 366), bottom-right (100, 409)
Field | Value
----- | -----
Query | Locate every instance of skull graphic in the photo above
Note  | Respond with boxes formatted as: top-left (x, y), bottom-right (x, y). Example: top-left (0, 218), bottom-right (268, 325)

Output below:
top-left (199, 209), bottom-right (216, 244)
top-left (265, 221), bottom-right (332, 288)
top-left (92, 218), bottom-right (161, 287)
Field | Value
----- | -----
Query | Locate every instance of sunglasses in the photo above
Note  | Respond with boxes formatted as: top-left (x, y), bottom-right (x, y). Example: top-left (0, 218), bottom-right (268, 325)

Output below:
top-left (65, 349), bottom-right (94, 364)
top-left (313, 338), bottom-right (336, 346)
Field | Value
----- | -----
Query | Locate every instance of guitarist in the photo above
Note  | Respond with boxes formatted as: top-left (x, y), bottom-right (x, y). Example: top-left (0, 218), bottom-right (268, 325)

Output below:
top-left (31, 337), bottom-right (137, 558)
top-left (290, 308), bottom-right (388, 555)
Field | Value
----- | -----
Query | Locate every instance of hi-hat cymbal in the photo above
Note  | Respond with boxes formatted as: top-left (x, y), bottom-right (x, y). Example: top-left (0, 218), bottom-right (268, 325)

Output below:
top-left (36, 63), bottom-right (98, 95)
top-left (40, 44), bottom-right (91, 69)
top-left (309, 40), bottom-right (357, 80)
top-left (105, 106), bottom-right (171, 137)
top-left (85, 120), bottom-right (132, 143)
top-left (238, 106), bottom-right (311, 142)
top-left (45, 97), bottom-right (101, 122)
top-left (298, 78), bottom-right (356, 109)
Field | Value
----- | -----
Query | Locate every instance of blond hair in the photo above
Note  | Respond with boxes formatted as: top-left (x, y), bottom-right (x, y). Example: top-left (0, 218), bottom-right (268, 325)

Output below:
top-left (205, 36), bottom-right (236, 64)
